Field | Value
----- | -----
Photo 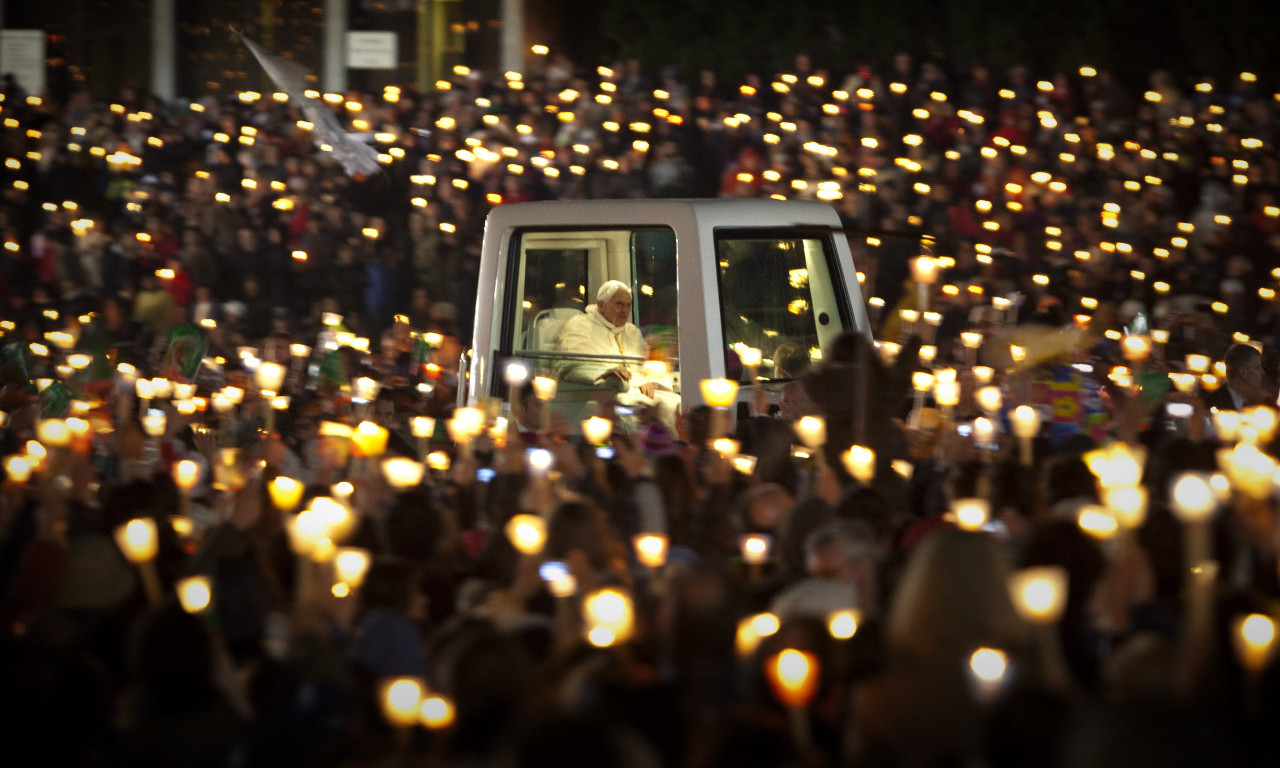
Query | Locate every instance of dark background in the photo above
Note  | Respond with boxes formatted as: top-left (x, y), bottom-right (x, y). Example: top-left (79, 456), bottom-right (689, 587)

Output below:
top-left (4, 0), bottom-right (1277, 101)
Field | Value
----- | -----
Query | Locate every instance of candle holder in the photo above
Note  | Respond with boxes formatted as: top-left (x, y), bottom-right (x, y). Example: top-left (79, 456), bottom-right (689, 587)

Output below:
top-left (582, 416), bottom-right (613, 445)
top-left (841, 445), bottom-right (875, 485)
top-left (739, 346), bottom-right (762, 382)
top-left (334, 546), bottom-right (372, 588)
top-left (950, 498), bottom-right (990, 531)
top-left (1170, 472), bottom-right (1216, 564)
top-left (735, 612), bottom-right (781, 658)
top-left (1010, 405), bottom-right (1040, 466)
top-left (1008, 565), bottom-right (1070, 689)
top-left (382, 457), bottom-right (425, 490)
top-left (419, 693), bottom-right (457, 730)
top-left (911, 254), bottom-right (938, 312)
top-left (961, 331), bottom-right (983, 366)
top-left (899, 308), bottom-right (919, 342)
top-left (701, 378), bottom-right (739, 439)
top-left (268, 475), bottom-right (305, 512)
top-left (531, 376), bottom-right (558, 401)
top-left (764, 648), bottom-right (821, 752)
top-left (380, 678), bottom-right (424, 730)
top-left (411, 416), bottom-right (436, 459)
top-left (969, 647), bottom-right (1010, 704)
top-left (582, 587), bottom-right (635, 647)
top-left (113, 518), bottom-right (163, 607)
top-left (176, 575), bottom-right (213, 614)
top-left (504, 513), bottom-right (547, 555)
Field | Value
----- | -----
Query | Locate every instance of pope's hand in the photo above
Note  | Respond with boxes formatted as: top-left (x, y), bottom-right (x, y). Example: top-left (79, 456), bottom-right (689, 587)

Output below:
top-left (596, 367), bottom-right (631, 389)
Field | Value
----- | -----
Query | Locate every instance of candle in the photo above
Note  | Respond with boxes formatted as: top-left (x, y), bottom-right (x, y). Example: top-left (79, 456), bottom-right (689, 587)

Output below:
top-left (36, 418), bottom-right (72, 448)
top-left (739, 346), bottom-right (762, 379)
top-left (4, 455), bottom-right (33, 484)
top-left (1009, 344), bottom-right (1026, 367)
top-left (712, 437), bottom-right (740, 460)
top-left (448, 407), bottom-right (486, 448)
top-left (1185, 353), bottom-right (1210, 374)
top-left (1234, 614), bottom-right (1278, 673)
top-left (1104, 486), bottom-right (1148, 529)
top-left (828, 609), bottom-right (861, 640)
top-left (973, 416), bottom-right (996, 453)
top-left (150, 377), bottom-right (173, 400)
top-left (899, 308), bottom-right (919, 339)
top-left (1008, 566), bottom-right (1068, 625)
top-left (765, 648), bottom-right (820, 708)
top-left (934, 378), bottom-right (959, 418)
top-left (504, 360), bottom-right (531, 386)
top-left (764, 648), bottom-right (821, 751)
top-left (1120, 335), bottom-right (1151, 363)
top-left (172, 459), bottom-right (202, 492)
top-left (353, 376), bottom-right (380, 403)
top-left (961, 331), bottom-right (982, 366)
top-left (142, 410), bottom-right (166, 444)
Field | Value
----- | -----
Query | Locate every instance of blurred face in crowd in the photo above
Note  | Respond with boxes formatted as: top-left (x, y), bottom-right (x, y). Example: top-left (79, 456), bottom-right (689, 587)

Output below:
top-left (1235, 353), bottom-right (1264, 391)
top-left (778, 381), bottom-right (813, 421)
top-left (598, 288), bottom-right (632, 327)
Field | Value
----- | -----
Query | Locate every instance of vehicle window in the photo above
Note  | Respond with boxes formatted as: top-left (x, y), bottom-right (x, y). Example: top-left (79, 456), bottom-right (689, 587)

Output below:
top-left (502, 226), bottom-right (679, 427)
top-left (715, 230), bottom-right (851, 381)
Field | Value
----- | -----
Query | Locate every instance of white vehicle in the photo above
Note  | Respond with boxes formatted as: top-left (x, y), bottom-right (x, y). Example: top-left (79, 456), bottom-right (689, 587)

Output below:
top-left (463, 199), bottom-right (871, 426)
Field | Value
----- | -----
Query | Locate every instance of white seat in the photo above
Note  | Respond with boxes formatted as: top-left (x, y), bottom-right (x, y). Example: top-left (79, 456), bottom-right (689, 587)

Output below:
top-left (525, 307), bottom-right (582, 352)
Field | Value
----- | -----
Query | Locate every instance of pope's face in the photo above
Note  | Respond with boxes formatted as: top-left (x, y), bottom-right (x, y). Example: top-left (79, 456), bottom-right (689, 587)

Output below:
top-left (599, 290), bottom-right (633, 327)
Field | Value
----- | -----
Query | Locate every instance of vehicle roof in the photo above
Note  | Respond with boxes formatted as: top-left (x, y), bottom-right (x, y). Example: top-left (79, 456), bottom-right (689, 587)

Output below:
top-left (482, 198), bottom-right (844, 229)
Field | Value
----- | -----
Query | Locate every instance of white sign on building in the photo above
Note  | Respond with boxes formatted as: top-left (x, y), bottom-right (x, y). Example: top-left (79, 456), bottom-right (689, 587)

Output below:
top-left (0, 30), bottom-right (46, 96)
top-left (346, 31), bottom-right (397, 70)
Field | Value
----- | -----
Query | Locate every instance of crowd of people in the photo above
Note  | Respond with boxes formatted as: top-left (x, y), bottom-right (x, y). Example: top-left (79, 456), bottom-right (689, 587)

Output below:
top-left (1, 45), bottom-right (1280, 767)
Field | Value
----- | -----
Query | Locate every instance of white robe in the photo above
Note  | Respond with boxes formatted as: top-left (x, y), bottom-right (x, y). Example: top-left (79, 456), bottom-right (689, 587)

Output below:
top-left (553, 304), bottom-right (680, 420)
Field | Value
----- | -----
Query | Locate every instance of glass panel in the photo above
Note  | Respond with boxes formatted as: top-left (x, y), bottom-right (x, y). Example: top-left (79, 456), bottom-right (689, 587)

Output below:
top-left (715, 230), bottom-right (851, 381)
top-left (503, 226), bottom-right (679, 429)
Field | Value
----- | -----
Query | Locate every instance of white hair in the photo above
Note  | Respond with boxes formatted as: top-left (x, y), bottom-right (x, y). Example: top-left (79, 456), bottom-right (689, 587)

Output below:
top-left (596, 280), bottom-right (632, 303)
